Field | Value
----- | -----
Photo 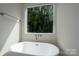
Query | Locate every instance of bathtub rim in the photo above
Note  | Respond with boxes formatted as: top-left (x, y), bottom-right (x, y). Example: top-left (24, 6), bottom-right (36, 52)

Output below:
top-left (10, 41), bottom-right (60, 56)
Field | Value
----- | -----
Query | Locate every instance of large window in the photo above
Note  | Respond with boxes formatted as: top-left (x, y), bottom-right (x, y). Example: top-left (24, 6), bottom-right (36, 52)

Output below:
top-left (25, 4), bottom-right (55, 34)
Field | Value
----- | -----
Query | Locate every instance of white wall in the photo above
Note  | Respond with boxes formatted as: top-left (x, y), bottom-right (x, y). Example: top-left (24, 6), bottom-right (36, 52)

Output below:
top-left (57, 3), bottom-right (79, 55)
top-left (0, 3), bottom-right (21, 55)
top-left (21, 3), bottom-right (57, 44)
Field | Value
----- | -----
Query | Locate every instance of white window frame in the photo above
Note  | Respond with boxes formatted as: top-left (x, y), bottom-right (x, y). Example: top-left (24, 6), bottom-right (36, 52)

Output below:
top-left (24, 4), bottom-right (56, 35)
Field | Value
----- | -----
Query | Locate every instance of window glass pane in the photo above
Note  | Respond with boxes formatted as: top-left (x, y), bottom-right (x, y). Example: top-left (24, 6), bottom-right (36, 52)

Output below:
top-left (27, 5), bottom-right (53, 33)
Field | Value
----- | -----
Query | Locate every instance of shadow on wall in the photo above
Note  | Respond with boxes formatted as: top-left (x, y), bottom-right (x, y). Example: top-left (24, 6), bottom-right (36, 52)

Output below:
top-left (0, 16), bottom-right (19, 51)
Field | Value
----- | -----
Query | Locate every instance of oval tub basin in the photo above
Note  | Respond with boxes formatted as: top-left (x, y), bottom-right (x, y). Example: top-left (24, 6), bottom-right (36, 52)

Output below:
top-left (10, 42), bottom-right (59, 56)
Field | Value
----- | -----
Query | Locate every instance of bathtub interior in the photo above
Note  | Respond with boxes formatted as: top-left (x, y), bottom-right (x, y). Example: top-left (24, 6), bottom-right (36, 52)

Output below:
top-left (10, 42), bottom-right (59, 56)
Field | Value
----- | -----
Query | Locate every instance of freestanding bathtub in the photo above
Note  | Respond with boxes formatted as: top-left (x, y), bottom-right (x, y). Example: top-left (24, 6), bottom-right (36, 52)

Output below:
top-left (9, 42), bottom-right (59, 56)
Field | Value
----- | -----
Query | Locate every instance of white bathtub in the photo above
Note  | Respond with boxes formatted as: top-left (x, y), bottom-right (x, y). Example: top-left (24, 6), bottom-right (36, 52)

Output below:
top-left (10, 42), bottom-right (59, 56)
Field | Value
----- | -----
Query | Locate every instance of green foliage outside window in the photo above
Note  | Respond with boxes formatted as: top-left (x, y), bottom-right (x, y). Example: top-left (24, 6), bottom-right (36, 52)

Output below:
top-left (27, 5), bottom-right (53, 33)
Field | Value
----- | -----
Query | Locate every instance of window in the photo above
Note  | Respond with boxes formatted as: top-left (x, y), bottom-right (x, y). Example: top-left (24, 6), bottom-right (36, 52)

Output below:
top-left (25, 4), bottom-right (55, 34)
